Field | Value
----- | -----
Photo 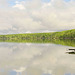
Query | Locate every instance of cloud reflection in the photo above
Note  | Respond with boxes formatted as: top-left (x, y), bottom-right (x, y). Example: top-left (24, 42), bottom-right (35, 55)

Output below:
top-left (0, 43), bottom-right (75, 75)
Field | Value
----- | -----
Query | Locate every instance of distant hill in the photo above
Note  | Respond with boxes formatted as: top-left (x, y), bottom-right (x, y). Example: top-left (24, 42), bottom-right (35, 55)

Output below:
top-left (51, 29), bottom-right (75, 39)
top-left (0, 29), bottom-right (75, 40)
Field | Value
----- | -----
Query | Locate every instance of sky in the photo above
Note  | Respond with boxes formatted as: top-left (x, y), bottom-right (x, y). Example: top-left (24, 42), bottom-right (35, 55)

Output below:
top-left (0, 0), bottom-right (75, 34)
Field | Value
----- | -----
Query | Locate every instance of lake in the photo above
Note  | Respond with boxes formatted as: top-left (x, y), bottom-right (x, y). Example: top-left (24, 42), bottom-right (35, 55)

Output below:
top-left (0, 41), bottom-right (75, 75)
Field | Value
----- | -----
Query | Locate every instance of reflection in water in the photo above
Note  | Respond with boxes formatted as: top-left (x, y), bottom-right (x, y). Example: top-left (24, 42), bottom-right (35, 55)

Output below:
top-left (66, 49), bottom-right (75, 55)
top-left (67, 51), bottom-right (75, 54)
top-left (0, 39), bottom-right (75, 47)
top-left (13, 67), bottom-right (26, 75)
top-left (0, 42), bottom-right (75, 75)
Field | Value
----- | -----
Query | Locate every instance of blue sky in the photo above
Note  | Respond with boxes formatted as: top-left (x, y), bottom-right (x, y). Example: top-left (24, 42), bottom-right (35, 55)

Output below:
top-left (42, 0), bottom-right (51, 3)
top-left (9, 0), bottom-right (25, 6)
top-left (64, 0), bottom-right (71, 2)
top-left (8, 1), bottom-right (15, 6)
top-left (8, 0), bottom-right (72, 6)
top-left (9, 0), bottom-right (51, 6)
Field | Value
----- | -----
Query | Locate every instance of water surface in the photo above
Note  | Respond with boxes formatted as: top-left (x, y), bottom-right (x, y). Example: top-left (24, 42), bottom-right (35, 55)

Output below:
top-left (0, 42), bottom-right (75, 75)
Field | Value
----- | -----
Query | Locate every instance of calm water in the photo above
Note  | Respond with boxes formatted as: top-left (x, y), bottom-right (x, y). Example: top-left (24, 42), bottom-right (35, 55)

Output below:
top-left (0, 42), bottom-right (75, 75)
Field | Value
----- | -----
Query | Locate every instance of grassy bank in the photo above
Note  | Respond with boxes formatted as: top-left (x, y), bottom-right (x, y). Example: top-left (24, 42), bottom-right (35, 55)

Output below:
top-left (0, 29), bottom-right (75, 40)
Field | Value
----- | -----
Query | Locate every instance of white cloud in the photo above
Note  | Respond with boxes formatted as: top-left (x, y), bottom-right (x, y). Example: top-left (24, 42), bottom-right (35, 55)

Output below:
top-left (13, 4), bottom-right (25, 10)
top-left (12, 1), bottom-right (25, 10)
top-left (0, 0), bottom-right (75, 34)
top-left (0, 43), bottom-right (75, 75)
top-left (0, 0), bottom-right (8, 7)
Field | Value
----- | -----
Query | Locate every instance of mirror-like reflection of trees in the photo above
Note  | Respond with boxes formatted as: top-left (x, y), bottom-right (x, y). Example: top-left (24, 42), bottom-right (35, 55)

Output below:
top-left (0, 39), bottom-right (75, 47)
top-left (66, 49), bottom-right (75, 55)
top-left (51, 39), bottom-right (75, 47)
top-left (1, 39), bottom-right (75, 55)
top-left (0, 42), bottom-right (75, 74)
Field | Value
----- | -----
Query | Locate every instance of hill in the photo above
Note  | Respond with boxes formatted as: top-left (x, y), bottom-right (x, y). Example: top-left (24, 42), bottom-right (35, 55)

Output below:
top-left (0, 29), bottom-right (75, 40)
top-left (51, 29), bottom-right (75, 39)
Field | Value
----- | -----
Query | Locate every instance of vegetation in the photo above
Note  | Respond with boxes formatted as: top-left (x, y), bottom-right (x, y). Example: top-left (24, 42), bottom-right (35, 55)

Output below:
top-left (51, 29), bottom-right (75, 39)
top-left (0, 29), bottom-right (75, 47)
top-left (0, 29), bottom-right (75, 40)
top-left (51, 39), bottom-right (75, 47)
top-left (0, 33), bottom-right (52, 41)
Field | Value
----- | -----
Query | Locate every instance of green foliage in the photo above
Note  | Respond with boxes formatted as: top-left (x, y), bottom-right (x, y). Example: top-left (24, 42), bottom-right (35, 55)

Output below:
top-left (0, 38), bottom-right (75, 47)
top-left (51, 39), bottom-right (75, 47)
top-left (0, 33), bottom-right (52, 40)
top-left (0, 29), bottom-right (75, 47)
top-left (0, 29), bottom-right (75, 41)
top-left (51, 29), bottom-right (75, 39)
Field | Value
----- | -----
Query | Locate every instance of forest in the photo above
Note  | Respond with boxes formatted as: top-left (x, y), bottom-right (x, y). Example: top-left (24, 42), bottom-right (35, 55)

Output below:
top-left (0, 29), bottom-right (75, 41)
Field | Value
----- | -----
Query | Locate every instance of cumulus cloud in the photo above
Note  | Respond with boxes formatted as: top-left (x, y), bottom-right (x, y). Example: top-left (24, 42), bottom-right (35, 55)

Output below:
top-left (0, 43), bottom-right (75, 75)
top-left (0, 0), bottom-right (8, 7)
top-left (13, 4), bottom-right (25, 10)
top-left (0, 0), bottom-right (75, 34)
